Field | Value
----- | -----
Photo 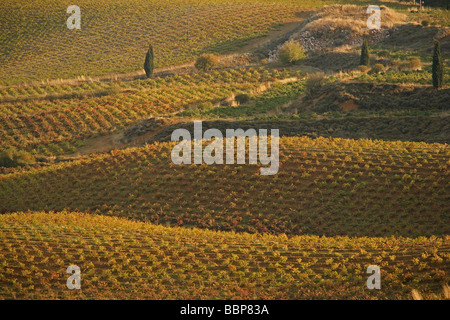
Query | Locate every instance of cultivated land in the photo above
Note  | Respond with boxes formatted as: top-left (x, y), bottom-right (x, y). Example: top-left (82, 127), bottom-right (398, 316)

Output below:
top-left (0, 212), bottom-right (448, 299)
top-left (0, 0), bottom-right (449, 300)
top-left (1, 137), bottom-right (449, 237)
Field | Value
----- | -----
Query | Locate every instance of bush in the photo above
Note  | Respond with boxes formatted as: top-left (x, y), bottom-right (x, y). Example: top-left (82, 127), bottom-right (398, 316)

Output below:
top-left (377, 50), bottom-right (391, 58)
top-left (369, 63), bottom-right (385, 74)
top-left (389, 58), bottom-right (421, 71)
top-left (234, 93), bottom-right (250, 105)
top-left (105, 84), bottom-right (121, 96)
top-left (358, 65), bottom-right (370, 73)
top-left (404, 57), bottom-right (422, 70)
top-left (305, 72), bottom-right (326, 98)
top-left (197, 101), bottom-right (213, 111)
top-left (278, 41), bottom-right (306, 65)
top-left (389, 58), bottom-right (402, 71)
top-left (195, 54), bottom-right (219, 72)
top-left (0, 147), bottom-right (35, 168)
top-left (421, 20), bottom-right (429, 26)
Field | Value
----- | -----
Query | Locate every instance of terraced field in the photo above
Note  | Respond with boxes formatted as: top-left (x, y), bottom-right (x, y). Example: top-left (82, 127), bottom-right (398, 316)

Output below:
top-left (0, 212), bottom-right (448, 299)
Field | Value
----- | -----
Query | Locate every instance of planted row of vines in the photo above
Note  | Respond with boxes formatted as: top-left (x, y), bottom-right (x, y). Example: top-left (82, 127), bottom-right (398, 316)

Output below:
top-left (1, 136), bottom-right (448, 237)
top-left (0, 68), bottom-right (301, 155)
top-left (0, 212), bottom-right (448, 299)
top-left (0, 0), bottom-right (303, 85)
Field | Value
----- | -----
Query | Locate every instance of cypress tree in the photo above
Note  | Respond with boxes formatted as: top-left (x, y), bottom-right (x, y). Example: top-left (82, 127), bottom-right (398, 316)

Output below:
top-left (360, 37), bottom-right (370, 66)
top-left (144, 44), bottom-right (154, 78)
top-left (432, 40), bottom-right (443, 89)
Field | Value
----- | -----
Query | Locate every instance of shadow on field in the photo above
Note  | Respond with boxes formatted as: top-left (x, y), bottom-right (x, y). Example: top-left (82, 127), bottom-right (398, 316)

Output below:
top-left (130, 116), bottom-right (449, 145)
top-left (380, 24), bottom-right (450, 54)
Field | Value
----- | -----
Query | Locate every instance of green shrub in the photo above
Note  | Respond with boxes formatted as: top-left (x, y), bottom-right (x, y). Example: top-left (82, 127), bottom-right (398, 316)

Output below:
top-left (105, 84), bottom-right (121, 96)
top-left (390, 57), bottom-right (422, 71)
top-left (278, 41), bottom-right (306, 65)
top-left (405, 57), bottom-right (422, 70)
top-left (369, 64), bottom-right (385, 74)
top-left (377, 50), bottom-right (391, 58)
top-left (305, 72), bottom-right (326, 98)
top-left (0, 147), bottom-right (35, 168)
top-left (390, 58), bottom-right (402, 71)
top-left (195, 54), bottom-right (219, 72)
top-left (421, 20), bottom-right (429, 26)
top-left (358, 65), bottom-right (370, 73)
top-left (197, 101), bottom-right (213, 111)
top-left (235, 93), bottom-right (250, 105)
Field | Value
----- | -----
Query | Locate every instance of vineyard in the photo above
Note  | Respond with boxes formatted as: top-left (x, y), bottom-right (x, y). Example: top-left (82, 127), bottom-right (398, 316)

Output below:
top-left (1, 67), bottom-right (448, 157)
top-left (0, 67), bottom-right (303, 155)
top-left (0, 0), bottom-right (449, 301)
top-left (0, 212), bottom-right (448, 299)
top-left (1, 136), bottom-right (448, 238)
top-left (0, 0), bottom-right (305, 86)
top-left (1, 0), bottom-right (447, 86)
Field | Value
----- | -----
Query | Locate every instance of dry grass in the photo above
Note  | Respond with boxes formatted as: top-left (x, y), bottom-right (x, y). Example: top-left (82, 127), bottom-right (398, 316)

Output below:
top-left (304, 5), bottom-right (407, 34)
top-left (412, 285), bottom-right (450, 300)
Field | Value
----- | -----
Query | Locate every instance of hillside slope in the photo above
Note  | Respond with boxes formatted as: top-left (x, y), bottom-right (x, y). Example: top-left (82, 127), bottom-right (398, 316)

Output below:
top-left (0, 0), bottom-right (302, 85)
top-left (0, 212), bottom-right (448, 299)
top-left (1, 136), bottom-right (448, 237)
